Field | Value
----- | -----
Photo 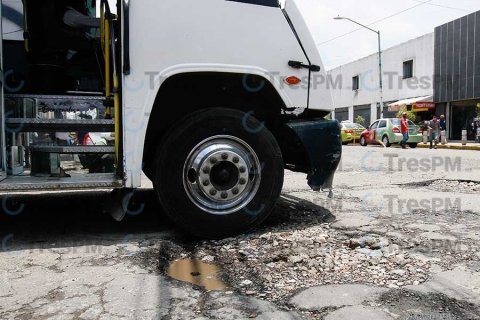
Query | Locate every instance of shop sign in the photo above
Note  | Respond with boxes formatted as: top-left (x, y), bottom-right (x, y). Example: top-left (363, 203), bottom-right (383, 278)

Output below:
top-left (412, 102), bottom-right (435, 109)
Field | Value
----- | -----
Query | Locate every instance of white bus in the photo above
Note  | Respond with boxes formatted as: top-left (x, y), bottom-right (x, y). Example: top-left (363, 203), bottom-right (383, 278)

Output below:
top-left (0, 0), bottom-right (341, 238)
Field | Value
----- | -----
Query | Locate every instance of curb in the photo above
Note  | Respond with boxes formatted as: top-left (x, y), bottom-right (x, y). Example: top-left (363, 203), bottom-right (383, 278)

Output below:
top-left (416, 143), bottom-right (480, 150)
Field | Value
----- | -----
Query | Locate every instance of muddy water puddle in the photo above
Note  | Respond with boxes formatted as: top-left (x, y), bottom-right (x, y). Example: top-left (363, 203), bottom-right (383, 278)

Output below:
top-left (166, 259), bottom-right (228, 291)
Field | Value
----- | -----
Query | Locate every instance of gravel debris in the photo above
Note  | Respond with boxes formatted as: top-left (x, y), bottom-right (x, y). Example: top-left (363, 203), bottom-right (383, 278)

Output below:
top-left (124, 199), bottom-right (479, 314)
top-left (173, 209), bottom-right (434, 307)
top-left (426, 180), bottom-right (480, 194)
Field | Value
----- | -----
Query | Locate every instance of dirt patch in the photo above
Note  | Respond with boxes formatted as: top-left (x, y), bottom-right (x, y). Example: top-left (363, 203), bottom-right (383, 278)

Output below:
top-left (377, 289), bottom-right (480, 320)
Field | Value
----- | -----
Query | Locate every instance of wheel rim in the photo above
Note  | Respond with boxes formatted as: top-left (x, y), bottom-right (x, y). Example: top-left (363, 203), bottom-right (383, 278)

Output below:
top-left (361, 137), bottom-right (365, 145)
top-left (383, 136), bottom-right (388, 145)
top-left (183, 135), bottom-right (262, 215)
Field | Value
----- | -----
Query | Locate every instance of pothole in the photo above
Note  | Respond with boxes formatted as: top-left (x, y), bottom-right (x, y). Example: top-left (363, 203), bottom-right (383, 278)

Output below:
top-left (428, 180), bottom-right (480, 194)
top-left (401, 179), bottom-right (480, 194)
top-left (166, 259), bottom-right (228, 291)
top-left (378, 289), bottom-right (480, 319)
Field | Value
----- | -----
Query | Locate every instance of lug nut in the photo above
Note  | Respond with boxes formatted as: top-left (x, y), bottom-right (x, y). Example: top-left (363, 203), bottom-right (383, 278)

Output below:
top-left (221, 192), bottom-right (228, 199)
top-left (239, 166), bottom-right (246, 173)
top-left (209, 189), bottom-right (217, 196)
top-left (221, 153), bottom-right (228, 160)
top-left (202, 179), bottom-right (210, 186)
top-left (210, 157), bottom-right (218, 164)
top-left (233, 156), bottom-right (239, 163)
top-left (232, 187), bottom-right (239, 195)
top-left (202, 166), bottom-right (211, 174)
top-left (239, 178), bottom-right (246, 185)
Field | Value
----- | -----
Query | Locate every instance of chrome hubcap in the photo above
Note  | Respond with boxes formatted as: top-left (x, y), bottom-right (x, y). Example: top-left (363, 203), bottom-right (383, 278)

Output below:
top-left (183, 135), bottom-right (261, 215)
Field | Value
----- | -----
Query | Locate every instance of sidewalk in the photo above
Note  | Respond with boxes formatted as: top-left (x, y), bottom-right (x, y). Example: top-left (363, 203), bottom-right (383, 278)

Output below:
top-left (416, 139), bottom-right (480, 150)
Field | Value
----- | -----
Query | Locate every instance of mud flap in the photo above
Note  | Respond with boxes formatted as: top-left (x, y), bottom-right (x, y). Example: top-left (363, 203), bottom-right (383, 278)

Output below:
top-left (278, 119), bottom-right (342, 192)
top-left (103, 188), bottom-right (135, 221)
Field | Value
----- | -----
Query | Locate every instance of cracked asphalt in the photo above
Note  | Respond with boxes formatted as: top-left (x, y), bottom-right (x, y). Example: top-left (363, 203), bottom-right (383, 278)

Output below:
top-left (0, 145), bottom-right (479, 319)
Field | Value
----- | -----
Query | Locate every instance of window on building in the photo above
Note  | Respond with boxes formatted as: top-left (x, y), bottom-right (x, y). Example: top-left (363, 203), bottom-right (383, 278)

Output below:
top-left (403, 60), bottom-right (413, 79)
top-left (352, 76), bottom-right (359, 90)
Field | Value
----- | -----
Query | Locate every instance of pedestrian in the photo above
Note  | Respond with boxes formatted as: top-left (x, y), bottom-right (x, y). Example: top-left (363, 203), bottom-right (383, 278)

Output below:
top-left (79, 133), bottom-right (115, 173)
top-left (428, 115), bottom-right (440, 149)
top-left (91, 134), bottom-right (115, 173)
top-left (474, 120), bottom-right (479, 142)
top-left (400, 112), bottom-right (409, 149)
top-left (439, 114), bottom-right (447, 144)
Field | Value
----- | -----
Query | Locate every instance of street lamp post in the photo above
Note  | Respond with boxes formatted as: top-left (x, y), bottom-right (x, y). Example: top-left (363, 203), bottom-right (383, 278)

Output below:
top-left (334, 16), bottom-right (383, 119)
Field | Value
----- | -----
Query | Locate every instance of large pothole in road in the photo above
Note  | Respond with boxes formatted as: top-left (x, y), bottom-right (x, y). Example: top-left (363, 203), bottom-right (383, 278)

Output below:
top-left (378, 289), bottom-right (480, 320)
top-left (402, 179), bottom-right (480, 194)
top-left (166, 258), bottom-right (228, 291)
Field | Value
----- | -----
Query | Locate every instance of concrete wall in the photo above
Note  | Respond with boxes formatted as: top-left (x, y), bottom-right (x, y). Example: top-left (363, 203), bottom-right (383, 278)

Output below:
top-left (328, 33), bottom-right (434, 122)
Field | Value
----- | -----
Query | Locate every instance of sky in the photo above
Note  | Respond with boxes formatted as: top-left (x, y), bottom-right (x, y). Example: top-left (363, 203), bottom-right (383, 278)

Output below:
top-left (293, 0), bottom-right (480, 71)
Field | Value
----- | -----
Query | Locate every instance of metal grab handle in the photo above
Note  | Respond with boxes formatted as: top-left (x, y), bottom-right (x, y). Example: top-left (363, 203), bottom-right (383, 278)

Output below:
top-left (288, 60), bottom-right (320, 72)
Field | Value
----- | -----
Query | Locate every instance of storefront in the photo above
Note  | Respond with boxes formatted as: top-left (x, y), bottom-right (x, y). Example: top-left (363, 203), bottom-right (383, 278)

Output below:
top-left (382, 101), bottom-right (397, 119)
top-left (387, 95), bottom-right (436, 123)
top-left (353, 104), bottom-right (372, 127)
top-left (449, 100), bottom-right (480, 140)
top-left (334, 107), bottom-right (348, 123)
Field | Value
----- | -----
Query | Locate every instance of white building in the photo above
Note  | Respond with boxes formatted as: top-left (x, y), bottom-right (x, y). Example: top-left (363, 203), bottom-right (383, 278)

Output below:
top-left (328, 33), bottom-right (434, 127)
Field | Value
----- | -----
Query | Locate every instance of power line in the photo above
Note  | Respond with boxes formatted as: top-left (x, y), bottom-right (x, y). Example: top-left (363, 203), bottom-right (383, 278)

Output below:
top-left (411, 0), bottom-right (471, 11)
top-left (316, 0), bottom-right (433, 46)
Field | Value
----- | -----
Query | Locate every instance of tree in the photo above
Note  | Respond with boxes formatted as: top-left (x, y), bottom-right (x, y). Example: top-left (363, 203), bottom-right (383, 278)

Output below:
top-left (355, 115), bottom-right (365, 125)
top-left (395, 105), bottom-right (416, 122)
